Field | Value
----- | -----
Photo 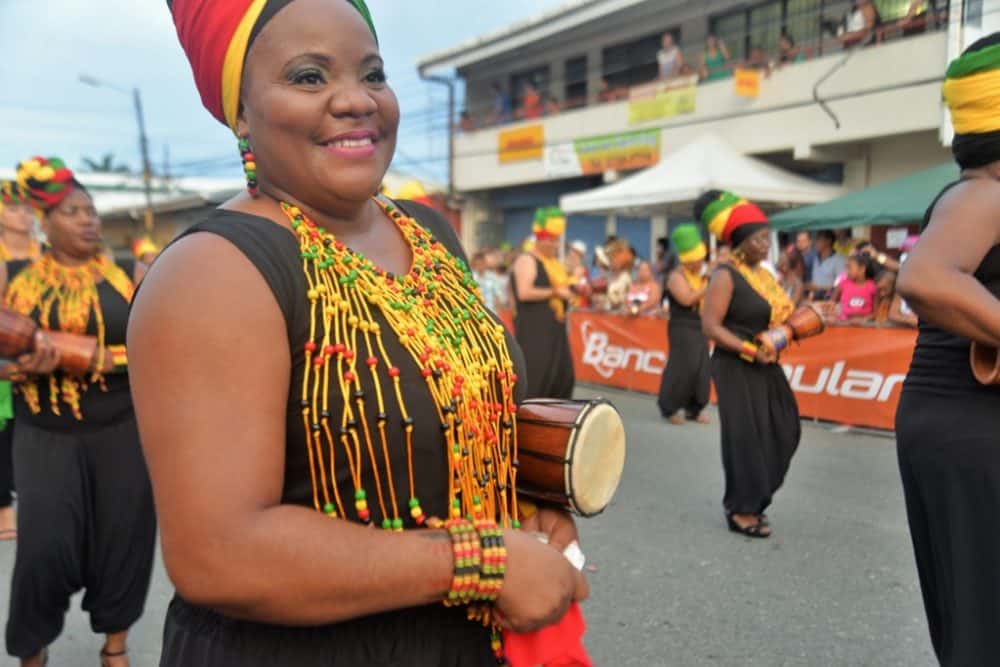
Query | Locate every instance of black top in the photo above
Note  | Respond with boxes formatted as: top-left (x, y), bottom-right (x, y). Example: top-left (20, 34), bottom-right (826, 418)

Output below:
top-left (170, 201), bottom-right (526, 515)
top-left (7, 258), bottom-right (135, 431)
top-left (906, 181), bottom-right (1000, 394)
top-left (666, 269), bottom-right (702, 326)
top-left (714, 263), bottom-right (771, 351)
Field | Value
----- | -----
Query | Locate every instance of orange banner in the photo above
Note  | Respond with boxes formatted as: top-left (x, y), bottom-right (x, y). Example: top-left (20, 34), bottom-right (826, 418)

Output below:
top-left (567, 311), bottom-right (917, 431)
top-left (734, 67), bottom-right (761, 98)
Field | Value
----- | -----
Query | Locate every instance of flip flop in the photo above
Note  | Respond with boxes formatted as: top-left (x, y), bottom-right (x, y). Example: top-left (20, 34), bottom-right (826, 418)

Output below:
top-left (0, 528), bottom-right (16, 541)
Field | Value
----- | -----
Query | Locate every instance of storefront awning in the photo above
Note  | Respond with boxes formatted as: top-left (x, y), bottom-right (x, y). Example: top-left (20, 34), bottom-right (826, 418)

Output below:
top-left (559, 133), bottom-right (843, 216)
top-left (770, 162), bottom-right (960, 231)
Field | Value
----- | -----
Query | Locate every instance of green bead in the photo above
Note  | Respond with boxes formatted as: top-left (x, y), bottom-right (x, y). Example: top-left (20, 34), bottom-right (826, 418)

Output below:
top-left (409, 497), bottom-right (420, 508)
top-left (392, 518), bottom-right (403, 530)
top-left (246, 170), bottom-right (257, 180)
top-left (323, 503), bottom-right (335, 514)
top-left (473, 495), bottom-right (481, 504)
top-left (355, 489), bottom-right (367, 500)
top-left (512, 520), bottom-right (521, 529)
top-left (382, 518), bottom-right (392, 530)
top-left (452, 498), bottom-right (461, 508)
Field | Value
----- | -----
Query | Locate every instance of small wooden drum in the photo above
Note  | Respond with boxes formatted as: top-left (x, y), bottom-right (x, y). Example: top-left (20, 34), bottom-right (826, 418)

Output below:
top-left (757, 305), bottom-right (826, 354)
top-left (515, 399), bottom-right (626, 517)
top-left (970, 341), bottom-right (1000, 385)
top-left (0, 307), bottom-right (99, 375)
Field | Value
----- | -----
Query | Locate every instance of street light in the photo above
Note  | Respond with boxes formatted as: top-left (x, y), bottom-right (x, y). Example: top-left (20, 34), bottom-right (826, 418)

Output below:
top-left (79, 74), bottom-right (155, 234)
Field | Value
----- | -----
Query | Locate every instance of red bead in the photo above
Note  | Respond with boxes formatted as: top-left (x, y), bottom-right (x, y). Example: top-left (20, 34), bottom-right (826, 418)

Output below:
top-left (508, 403), bottom-right (517, 413)
top-left (344, 371), bottom-right (356, 382)
top-left (314, 357), bottom-right (325, 367)
top-left (407, 328), bottom-right (416, 337)
top-left (358, 508), bottom-right (371, 520)
top-left (324, 345), bottom-right (336, 356)
top-left (305, 342), bottom-right (317, 352)
top-left (419, 353), bottom-right (430, 363)
top-left (389, 367), bottom-right (401, 378)
top-left (367, 356), bottom-right (379, 367)
top-left (510, 373), bottom-right (518, 383)
top-left (335, 241), bottom-right (345, 251)
top-left (333, 343), bottom-right (346, 354)
top-left (452, 389), bottom-right (462, 398)
top-left (344, 350), bottom-right (355, 361)
top-left (415, 514), bottom-right (426, 526)
top-left (243, 152), bottom-right (255, 162)
top-left (469, 400), bottom-right (479, 410)
top-left (421, 368), bottom-right (432, 378)
top-left (423, 299), bottom-right (432, 307)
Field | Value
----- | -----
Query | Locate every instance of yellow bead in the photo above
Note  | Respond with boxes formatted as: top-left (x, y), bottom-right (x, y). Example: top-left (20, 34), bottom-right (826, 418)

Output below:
top-left (410, 506), bottom-right (422, 518)
top-left (370, 323), bottom-right (380, 334)
top-left (450, 507), bottom-right (462, 518)
top-left (307, 289), bottom-right (318, 300)
top-left (339, 302), bottom-right (350, 312)
top-left (399, 335), bottom-right (410, 346)
top-left (245, 161), bottom-right (257, 171)
top-left (348, 315), bottom-right (359, 327)
top-left (316, 284), bottom-right (327, 293)
top-left (360, 321), bottom-right (371, 332)
top-left (325, 306), bottom-right (336, 317)
top-left (355, 500), bottom-right (368, 511)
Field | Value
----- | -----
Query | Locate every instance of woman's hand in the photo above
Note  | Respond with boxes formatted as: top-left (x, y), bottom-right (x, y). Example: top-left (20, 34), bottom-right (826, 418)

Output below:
top-left (496, 529), bottom-right (589, 633)
top-left (14, 330), bottom-right (60, 376)
top-left (519, 506), bottom-right (580, 552)
top-left (755, 345), bottom-right (778, 365)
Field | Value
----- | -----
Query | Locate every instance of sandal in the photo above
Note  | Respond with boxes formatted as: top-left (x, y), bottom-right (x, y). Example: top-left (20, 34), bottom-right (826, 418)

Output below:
top-left (726, 513), bottom-right (770, 539)
top-left (100, 647), bottom-right (128, 667)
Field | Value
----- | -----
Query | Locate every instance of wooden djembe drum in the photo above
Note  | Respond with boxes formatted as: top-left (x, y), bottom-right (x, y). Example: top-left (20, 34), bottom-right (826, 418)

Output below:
top-left (0, 308), bottom-right (103, 375)
top-left (756, 305), bottom-right (826, 355)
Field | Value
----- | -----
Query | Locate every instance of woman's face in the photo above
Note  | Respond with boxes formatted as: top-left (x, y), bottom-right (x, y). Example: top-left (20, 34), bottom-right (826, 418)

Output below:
top-left (682, 259), bottom-right (705, 275)
top-left (847, 258), bottom-right (865, 281)
top-left (238, 0), bottom-right (399, 210)
top-left (637, 262), bottom-right (653, 282)
top-left (43, 188), bottom-right (101, 258)
top-left (738, 228), bottom-right (771, 264)
top-left (707, 35), bottom-right (718, 49)
top-left (1, 202), bottom-right (36, 236)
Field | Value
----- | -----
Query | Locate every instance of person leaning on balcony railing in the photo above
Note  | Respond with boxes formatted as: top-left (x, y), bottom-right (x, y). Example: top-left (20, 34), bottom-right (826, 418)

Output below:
top-left (838, 0), bottom-right (881, 48)
top-left (700, 33), bottom-right (731, 82)
top-left (657, 32), bottom-right (684, 79)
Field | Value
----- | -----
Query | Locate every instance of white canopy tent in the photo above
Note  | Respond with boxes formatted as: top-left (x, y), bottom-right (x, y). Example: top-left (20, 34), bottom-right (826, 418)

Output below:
top-left (559, 133), bottom-right (844, 216)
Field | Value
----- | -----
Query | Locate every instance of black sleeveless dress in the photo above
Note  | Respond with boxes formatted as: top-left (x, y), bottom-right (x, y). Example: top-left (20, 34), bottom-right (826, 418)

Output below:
top-left (511, 254), bottom-right (574, 399)
top-left (711, 264), bottom-right (801, 515)
top-left (657, 270), bottom-right (710, 419)
top-left (156, 201), bottom-right (527, 667)
top-left (896, 182), bottom-right (1000, 666)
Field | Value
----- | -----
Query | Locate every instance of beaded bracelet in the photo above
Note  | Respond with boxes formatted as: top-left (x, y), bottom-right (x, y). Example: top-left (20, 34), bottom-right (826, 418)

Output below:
top-left (443, 518), bottom-right (482, 607)
top-left (739, 340), bottom-right (759, 364)
top-left (474, 519), bottom-right (507, 603)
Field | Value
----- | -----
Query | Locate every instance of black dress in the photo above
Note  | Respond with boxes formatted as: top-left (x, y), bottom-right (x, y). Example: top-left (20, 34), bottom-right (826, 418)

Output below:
top-left (657, 271), bottom-right (710, 419)
top-left (511, 254), bottom-right (574, 399)
top-left (5, 260), bottom-right (156, 660)
top-left (896, 184), bottom-right (1000, 666)
top-left (156, 201), bottom-right (528, 667)
top-left (711, 264), bottom-right (801, 515)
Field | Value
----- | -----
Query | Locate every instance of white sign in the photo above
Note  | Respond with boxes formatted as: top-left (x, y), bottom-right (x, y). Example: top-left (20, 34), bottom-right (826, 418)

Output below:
top-left (544, 142), bottom-right (583, 179)
top-left (886, 227), bottom-right (909, 249)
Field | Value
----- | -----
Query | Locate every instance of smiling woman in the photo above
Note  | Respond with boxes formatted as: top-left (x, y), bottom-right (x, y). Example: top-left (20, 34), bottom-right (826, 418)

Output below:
top-left (132, 1), bottom-right (588, 665)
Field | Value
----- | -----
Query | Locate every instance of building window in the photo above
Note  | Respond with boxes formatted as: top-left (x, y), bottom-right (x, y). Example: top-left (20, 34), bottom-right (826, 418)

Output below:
top-left (564, 55), bottom-right (588, 109)
top-left (711, 0), bottom-right (824, 60)
top-left (509, 65), bottom-right (551, 110)
top-left (602, 30), bottom-right (673, 89)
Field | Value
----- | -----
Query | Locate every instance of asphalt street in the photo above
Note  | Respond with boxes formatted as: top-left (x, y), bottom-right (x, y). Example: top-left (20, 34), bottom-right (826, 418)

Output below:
top-left (0, 384), bottom-right (935, 666)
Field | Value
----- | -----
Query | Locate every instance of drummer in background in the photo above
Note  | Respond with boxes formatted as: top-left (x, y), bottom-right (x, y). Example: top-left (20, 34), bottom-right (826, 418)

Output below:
top-left (3, 157), bottom-right (153, 667)
top-left (698, 190), bottom-right (801, 538)
top-left (657, 224), bottom-right (711, 425)
top-left (0, 181), bottom-right (40, 541)
top-left (512, 207), bottom-right (575, 398)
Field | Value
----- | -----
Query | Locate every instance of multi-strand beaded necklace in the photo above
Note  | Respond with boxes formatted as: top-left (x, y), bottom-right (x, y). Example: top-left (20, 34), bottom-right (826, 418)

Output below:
top-left (5, 254), bottom-right (134, 419)
top-left (281, 197), bottom-right (522, 533)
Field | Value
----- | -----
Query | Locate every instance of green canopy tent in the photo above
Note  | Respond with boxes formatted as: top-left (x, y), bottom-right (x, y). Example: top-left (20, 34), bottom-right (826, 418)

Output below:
top-left (770, 163), bottom-right (960, 231)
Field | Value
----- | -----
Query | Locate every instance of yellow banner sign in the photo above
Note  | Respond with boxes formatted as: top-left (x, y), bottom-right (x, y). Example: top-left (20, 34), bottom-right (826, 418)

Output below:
top-left (628, 76), bottom-right (697, 126)
top-left (574, 130), bottom-right (661, 175)
top-left (734, 68), bottom-right (761, 99)
top-left (498, 125), bottom-right (544, 163)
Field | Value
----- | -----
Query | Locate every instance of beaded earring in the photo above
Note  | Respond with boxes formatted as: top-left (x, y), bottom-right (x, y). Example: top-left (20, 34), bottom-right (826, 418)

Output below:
top-left (238, 136), bottom-right (258, 197)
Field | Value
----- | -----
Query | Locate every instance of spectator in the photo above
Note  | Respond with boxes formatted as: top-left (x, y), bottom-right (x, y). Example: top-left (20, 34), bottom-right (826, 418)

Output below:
top-left (490, 82), bottom-right (512, 124)
top-left (833, 254), bottom-right (878, 322)
top-left (471, 250), bottom-right (507, 313)
top-left (834, 228), bottom-right (854, 256)
top-left (808, 230), bottom-right (847, 299)
top-left (566, 239), bottom-right (587, 276)
top-left (838, 0), bottom-right (881, 48)
top-left (597, 78), bottom-right (616, 103)
top-left (653, 236), bottom-right (679, 284)
top-left (657, 33), bottom-right (684, 79)
top-left (900, 0), bottom-right (939, 36)
top-left (889, 288), bottom-right (919, 327)
top-left (795, 231), bottom-right (817, 282)
top-left (521, 82), bottom-right (543, 119)
top-left (777, 32), bottom-right (806, 66)
top-left (604, 238), bottom-right (635, 310)
top-left (779, 248), bottom-right (806, 305)
top-left (746, 45), bottom-right (772, 76)
top-left (875, 270), bottom-right (896, 323)
top-left (543, 92), bottom-right (561, 116)
top-left (626, 261), bottom-right (663, 316)
top-left (700, 33), bottom-right (731, 81)
top-left (458, 110), bottom-right (476, 132)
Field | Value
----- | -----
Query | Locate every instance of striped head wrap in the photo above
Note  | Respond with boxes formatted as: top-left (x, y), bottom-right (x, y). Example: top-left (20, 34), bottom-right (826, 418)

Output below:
top-left (15, 157), bottom-right (82, 212)
top-left (533, 206), bottom-right (566, 240)
top-left (694, 189), bottom-right (769, 247)
top-left (0, 181), bottom-right (30, 213)
top-left (942, 33), bottom-right (1000, 168)
top-left (167, 0), bottom-right (378, 132)
top-left (670, 224), bottom-right (707, 263)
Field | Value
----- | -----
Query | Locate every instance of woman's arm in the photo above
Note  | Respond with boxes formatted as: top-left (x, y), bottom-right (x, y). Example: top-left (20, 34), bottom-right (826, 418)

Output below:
top-left (888, 293), bottom-right (918, 328)
top-left (897, 179), bottom-right (1000, 346)
top-left (666, 271), bottom-right (704, 308)
top-left (639, 283), bottom-right (663, 314)
top-left (512, 253), bottom-right (559, 302)
top-left (789, 278), bottom-right (805, 306)
top-left (128, 233), bottom-right (583, 629)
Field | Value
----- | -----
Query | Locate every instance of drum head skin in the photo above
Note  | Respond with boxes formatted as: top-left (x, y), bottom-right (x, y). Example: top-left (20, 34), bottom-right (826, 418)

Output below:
top-left (569, 402), bottom-right (625, 516)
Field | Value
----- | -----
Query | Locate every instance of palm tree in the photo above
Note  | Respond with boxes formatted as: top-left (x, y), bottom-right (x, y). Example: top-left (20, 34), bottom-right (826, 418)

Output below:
top-left (81, 152), bottom-right (131, 174)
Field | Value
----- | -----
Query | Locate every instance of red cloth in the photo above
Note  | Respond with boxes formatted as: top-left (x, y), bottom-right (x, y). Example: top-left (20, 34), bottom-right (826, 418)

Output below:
top-left (503, 603), bottom-right (592, 667)
top-left (720, 201), bottom-right (768, 244)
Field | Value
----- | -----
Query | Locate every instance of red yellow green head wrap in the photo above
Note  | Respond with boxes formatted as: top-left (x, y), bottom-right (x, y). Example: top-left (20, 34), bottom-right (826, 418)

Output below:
top-left (533, 207), bottom-right (566, 240)
top-left (0, 181), bottom-right (29, 211)
top-left (15, 157), bottom-right (81, 212)
top-left (695, 189), bottom-right (769, 247)
top-left (671, 224), bottom-right (707, 263)
top-left (942, 33), bottom-right (1000, 168)
top-left (167, 0), bottom-right (378, 132)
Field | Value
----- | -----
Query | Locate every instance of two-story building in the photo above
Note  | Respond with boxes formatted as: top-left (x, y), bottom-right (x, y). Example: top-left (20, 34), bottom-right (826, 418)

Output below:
top-left (418, 0), bottom-right (995, 260)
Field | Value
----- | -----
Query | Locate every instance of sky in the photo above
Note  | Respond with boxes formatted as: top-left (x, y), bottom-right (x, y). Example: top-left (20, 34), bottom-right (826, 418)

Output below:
top-left (0, 0), bottom-right (568, 183)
